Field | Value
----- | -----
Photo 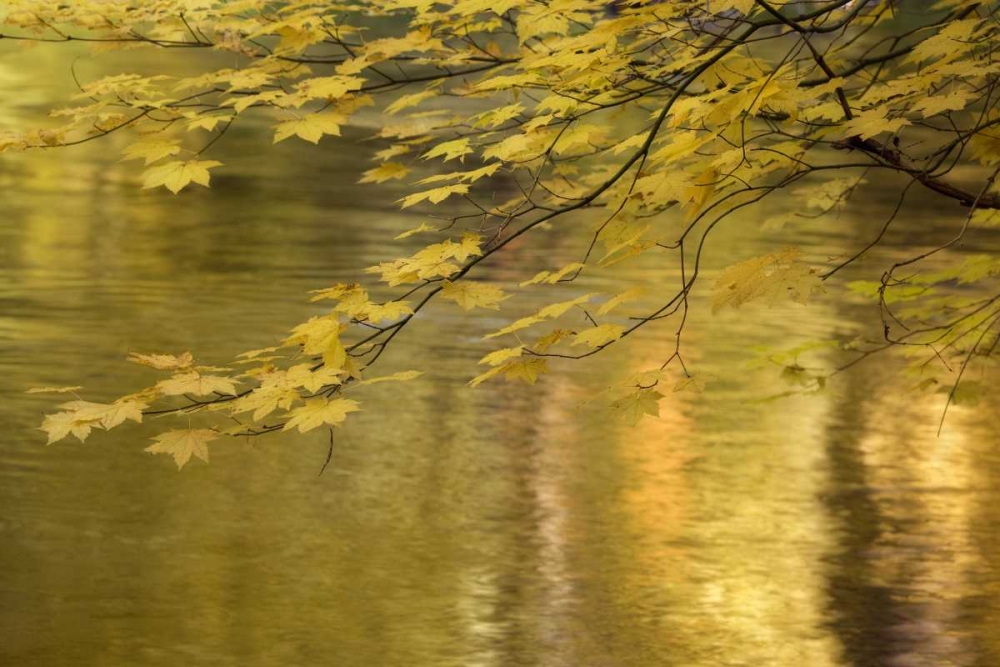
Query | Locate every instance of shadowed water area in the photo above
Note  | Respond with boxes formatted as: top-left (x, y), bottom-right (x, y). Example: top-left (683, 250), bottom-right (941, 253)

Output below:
top-left (1, 46), bottom-right (999, 667)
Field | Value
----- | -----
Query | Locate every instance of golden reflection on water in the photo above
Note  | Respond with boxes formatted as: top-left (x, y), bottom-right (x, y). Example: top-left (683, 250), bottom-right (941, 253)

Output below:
top-left (1, 44), bottom-right (999, 667)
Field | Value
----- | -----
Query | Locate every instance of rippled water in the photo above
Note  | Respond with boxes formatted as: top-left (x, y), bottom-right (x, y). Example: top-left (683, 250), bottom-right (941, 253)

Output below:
top-left (2, 46), bottom-right (999, 667)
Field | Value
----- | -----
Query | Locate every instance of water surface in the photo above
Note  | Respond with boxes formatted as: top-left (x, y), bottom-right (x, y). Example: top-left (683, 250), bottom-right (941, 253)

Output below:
top-left (1, 45), bottom-right (999, 667)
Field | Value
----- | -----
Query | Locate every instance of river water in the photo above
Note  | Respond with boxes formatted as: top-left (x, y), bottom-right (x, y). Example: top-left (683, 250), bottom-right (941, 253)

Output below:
top-left (1, 46), bottom-right (999, 667)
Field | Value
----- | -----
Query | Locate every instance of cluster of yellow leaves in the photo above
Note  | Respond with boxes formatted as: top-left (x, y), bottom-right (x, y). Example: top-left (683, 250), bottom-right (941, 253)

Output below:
top-left (366, 233), bottom-right (482, 285)
top-left (21, 0), bottom-right (1000, 465)
top-left (40, 398), bottom-right (147, 445)
top-left (712, 248), bottom-right (824, 312)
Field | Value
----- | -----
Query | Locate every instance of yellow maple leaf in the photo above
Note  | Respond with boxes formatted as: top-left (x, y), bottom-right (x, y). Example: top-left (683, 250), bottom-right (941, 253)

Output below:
top-left (609, 388), bottom-right (663, 426)
top-left (571, 324), bottom-right (625, 348)
top-left (156, 372), bottom-right (239, 396)
top-left (385, 90), bottom-right (437, 115)
top-left (39, 411), bottom-right (100, 445)
top-left (597, 288), bottom-right (646, 316)
top-left (502, 357), bottom-right (548, 384)
top-left (230, 385), bottom-right (300, 421)
top-left (842, 109), bottom-right (909, 140)
top-left (274, 113), bottom-right (344, 144)
top-left (142, 160), bottom-right (222, 194)
top-left (532, 328), bottom-right (573, 352)
top-left (394, 222), bottom-right (436, 239)
top-left (26, 386), bottom-right (82, 394)
top-left (353, 370), bottom-right (422, 386)
top-left (59, 399), bottom-right (146, 430)
top-left (145, 429), bottom-right (218, 470)
top-left (360, 162), bottom-right (411, 184)
top-left (399, 184), bottom-right (469, 208)
top-left (712, 247), bottom-right (824, 312)
top-left (478, 346), bottom-right (524, 366)
top-left (440, 280), bottom-right (508, 310)
top-left (483, 315), bottom-right (543, 339)
top-left (127, 351), bottom-right (194, 370)
top-left (298, 75), bottom-right (364, 100)
top-left (362, 301), bottom-right (415, 324)
top-left (421, 137), bottom-right (473, 162)
top-left (537, 294), bottom-right (594, 319)
top-left (520, 262), bottom-right (584, 286)
top-left (283, 397), bottom-right (361, 433)
top-left (120, 138), bottom-right (181, 165)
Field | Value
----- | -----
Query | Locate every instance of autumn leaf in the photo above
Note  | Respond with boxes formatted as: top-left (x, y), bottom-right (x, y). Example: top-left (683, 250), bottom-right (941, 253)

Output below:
top-left (121, 138), bottom-right (181, 165)
top-left (156, 372), bottom-right (239, 396)
top-left (39, 411), bottom-right (100, 445)
top-left (502, 358), bottom-right (548, 384)
top-left (298, 75), bottom-right (363, 100)
top-left (26, 386), bottom-right (82, 394)
top-left (399, 184), bottom-right (469, 208)
top-left (712, 247), bottom-right (824, 312)
top-left (142, 160), bottom-right (222, 194)
top-left (610, 389), bottom-right (663, 426)
top-left (571, 324), bottom-right (625, 349)
top-left (274, 113), bottom-right (344, 144)
top-left (421, 137), bottom-right (472, 162)
top-left (394, 222), bottom-right (436, 239)
top-left (59, 399), bottom-right (146, 430)
top-left (478, 346), bottom-right (524, 366)
top-left (841, 109), bottom-right (909, 140)
top-left (353, 370), bottom-right (422, 386)
top-left (145, 429), bottom-right (218, 469)
top-left (597, 288), bottom-right (646, 316)
top-left (283, 397), bottom-right (361, 433)
top-left (440, 280), bottom-right (508, 310)
top-left (127, 351), bottom-right (194, 371)
top-left (360, 162), bottom-right (411, 184)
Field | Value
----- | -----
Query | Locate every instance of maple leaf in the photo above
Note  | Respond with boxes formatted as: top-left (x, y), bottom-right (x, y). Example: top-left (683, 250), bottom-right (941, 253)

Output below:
top-left (597, 288), bottom-right (646, 316)
top-left (841, 109), bottom-right (909, 140)
top-left (360, 162), bottom-right (411, 184)
top-left (394, 223), bottom-right (436, 240)
top-left (712, 247), bottom-right (824, 312)
top-left (385, 90), bottom-right (436, 115)
top-left (285, 316), bottom-right (346, 369)
top-left (298, 75), bottom-right (363, 100)
top-left (353, 370), bottom-right (422, 386)
top-left (520, 262), bottom-right (584, 286)
top-left (478, 346), bottom-right (524, 366)
top-left (911, 90), bottom-right (975, 118)
top-left (533, 329), bottom-right (573, 352)
top-left (231, 384), bottom-right (300, 421)
top-left (537, 294), bottom-right (594, 319)
top-left (502, 358), bottom-right (548, 384)
top-left (145, 429), bottom-right (218, 470)
top-left (399, 184), bottom-right (469, 208)
top-left (121, 138), bottom-right (181, 165)
top-left (571, 324), bottom-right (625, 348)
top-left (673, 376), bottom-right (708, 393)
top-left (188, 116), bottom-right (231, 132)
top-left (59, 399), bottom-right (146, 430)
top-left (127, 351), bottom-right (194, 371)
top-left (142, 160), bottom-right (223, 194)
top-left (421, 137), bottom-right (473, 162)
top-left (273, 113), bottom-right (344, 144)
top-left (363, 301), bottom-right (415, 324)
top-left (440, 280), bottom-right (507, 310)
top-left (156, 372), bottom-right (239, 396)
top-left (483, 315), bottom-right (543, 339)
top-left (26, 386), bottom-right (82, 394)
top-left (283, 397), bottom-right (361, 433)
top-left (610, 389), bottom-right (663, 426)
top-left (39, 411), bottom-right (100, 445)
